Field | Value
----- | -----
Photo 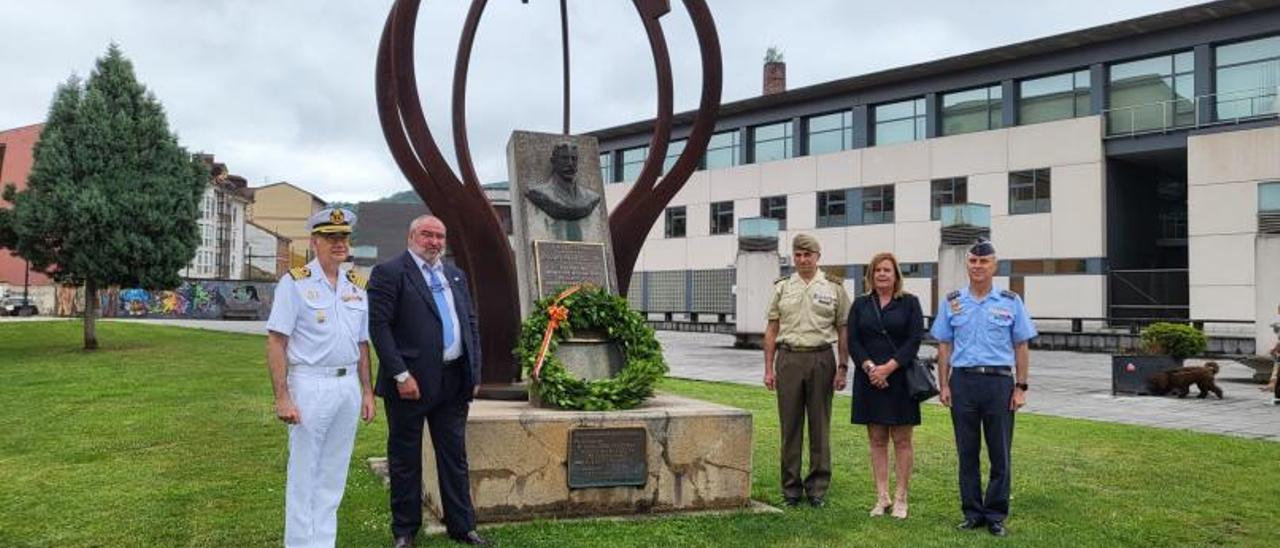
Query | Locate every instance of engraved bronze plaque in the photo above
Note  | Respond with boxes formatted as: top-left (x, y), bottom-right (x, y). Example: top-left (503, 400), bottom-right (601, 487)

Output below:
top-left (567, 427), bottom-right (647, 489)
top-left (533, 240), bottom-right (610, 298)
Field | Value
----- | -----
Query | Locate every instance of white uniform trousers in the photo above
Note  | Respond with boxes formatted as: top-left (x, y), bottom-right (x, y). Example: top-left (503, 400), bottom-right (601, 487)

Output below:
top-left (285, 366), bottom-right (360, 548)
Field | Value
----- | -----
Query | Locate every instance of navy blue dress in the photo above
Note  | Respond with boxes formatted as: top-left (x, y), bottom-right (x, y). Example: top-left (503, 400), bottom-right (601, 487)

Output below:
top-left (848, 293), bottom-right (923, 426)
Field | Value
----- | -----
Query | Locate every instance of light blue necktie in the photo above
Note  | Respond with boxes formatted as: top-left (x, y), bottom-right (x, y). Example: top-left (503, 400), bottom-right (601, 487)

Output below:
top-left (427, 267), bottom-right (456, 349)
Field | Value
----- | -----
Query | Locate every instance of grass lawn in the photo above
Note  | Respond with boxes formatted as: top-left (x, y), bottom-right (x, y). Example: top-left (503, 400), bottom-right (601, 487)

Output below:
top-left (2, 321), bottom-right (1279, 547)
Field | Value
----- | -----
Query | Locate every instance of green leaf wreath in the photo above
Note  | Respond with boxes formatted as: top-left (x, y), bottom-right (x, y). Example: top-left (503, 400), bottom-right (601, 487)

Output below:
top-left (515, 286), bottom-right (667, 411)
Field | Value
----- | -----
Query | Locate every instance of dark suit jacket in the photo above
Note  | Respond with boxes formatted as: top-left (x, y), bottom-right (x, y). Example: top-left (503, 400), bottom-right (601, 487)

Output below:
top-left (368, 251), bottom-right (483, 403)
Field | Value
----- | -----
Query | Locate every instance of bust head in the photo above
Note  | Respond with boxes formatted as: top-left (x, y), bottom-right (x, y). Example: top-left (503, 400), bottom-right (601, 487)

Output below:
top-left (551, 143), bottom-right (579, 185)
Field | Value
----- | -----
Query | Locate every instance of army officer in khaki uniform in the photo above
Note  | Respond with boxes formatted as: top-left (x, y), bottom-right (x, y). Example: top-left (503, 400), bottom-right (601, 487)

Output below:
top-left (763, 233), bottom-right (851, 508)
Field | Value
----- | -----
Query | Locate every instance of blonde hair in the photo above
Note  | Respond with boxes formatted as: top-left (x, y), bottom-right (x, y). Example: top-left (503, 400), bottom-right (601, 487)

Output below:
top-left (863, 252), bottom-right (905, 298)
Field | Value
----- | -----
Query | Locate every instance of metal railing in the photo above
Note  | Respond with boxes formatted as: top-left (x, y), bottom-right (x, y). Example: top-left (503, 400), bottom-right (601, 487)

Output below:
top-left (1102, 85), bottom-right (1280, 138)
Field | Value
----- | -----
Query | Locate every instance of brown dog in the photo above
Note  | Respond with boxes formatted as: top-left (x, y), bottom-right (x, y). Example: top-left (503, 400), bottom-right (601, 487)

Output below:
top-left (1148, 361), bottom-right (1224, 399)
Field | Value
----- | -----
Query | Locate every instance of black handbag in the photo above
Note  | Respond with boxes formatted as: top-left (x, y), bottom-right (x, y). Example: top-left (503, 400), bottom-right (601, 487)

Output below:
top-left (869, 295), bottom-right (938, 402)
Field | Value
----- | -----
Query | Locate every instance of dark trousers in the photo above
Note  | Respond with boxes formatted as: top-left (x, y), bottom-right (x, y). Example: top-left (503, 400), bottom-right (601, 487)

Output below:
top-left (775, 348), bottom-right (835, 499)
top-left (949, 370), bottom-right (1015, 522)
top-left (384, 364), bottom-right (474, 538)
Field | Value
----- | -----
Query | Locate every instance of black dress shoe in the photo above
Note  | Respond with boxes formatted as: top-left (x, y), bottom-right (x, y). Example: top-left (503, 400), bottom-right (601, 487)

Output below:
top-left (807, 496), bottom-right (826, 508)
top-left (450, 531), bottom-right (490, 545)
top-left (956, 517), bottom-right (986, 530)
top-left (988, 521), bottom-right (1008, 537)
top-left (782, 496), bottom-right (801, 508)
top-left (392, 536), bottom-right (415, 548)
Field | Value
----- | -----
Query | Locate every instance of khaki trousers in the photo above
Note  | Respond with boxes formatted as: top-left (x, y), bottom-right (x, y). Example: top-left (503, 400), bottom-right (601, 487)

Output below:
top-left (775, 347), bottom-right (836, 499)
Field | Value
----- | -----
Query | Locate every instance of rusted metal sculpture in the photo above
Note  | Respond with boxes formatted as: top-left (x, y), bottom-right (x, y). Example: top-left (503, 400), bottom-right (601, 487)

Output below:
top-left (375, 0), bottom-right (722, 386)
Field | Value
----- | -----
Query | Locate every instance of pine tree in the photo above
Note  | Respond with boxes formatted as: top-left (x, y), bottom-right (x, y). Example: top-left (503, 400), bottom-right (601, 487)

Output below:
top-left (0, 44), bottom-right (205, 349)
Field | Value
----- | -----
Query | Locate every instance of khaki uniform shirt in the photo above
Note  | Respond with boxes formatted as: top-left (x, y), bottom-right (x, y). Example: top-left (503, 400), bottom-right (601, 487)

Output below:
top-left (767, 270), bottom-right (851, 347)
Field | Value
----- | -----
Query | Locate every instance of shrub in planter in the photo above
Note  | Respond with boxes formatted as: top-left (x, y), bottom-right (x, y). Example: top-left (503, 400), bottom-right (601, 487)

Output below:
top-left (1139, 322), bottom-right (1207, 361)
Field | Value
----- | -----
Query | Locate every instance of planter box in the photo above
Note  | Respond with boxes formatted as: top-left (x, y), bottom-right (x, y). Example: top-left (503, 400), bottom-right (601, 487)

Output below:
top-left (1111, 355), bottom-right (1180, 395)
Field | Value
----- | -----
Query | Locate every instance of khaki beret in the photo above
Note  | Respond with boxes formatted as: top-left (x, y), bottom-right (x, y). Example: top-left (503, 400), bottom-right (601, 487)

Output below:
top-left (792, 233), bottom-right (820, 254)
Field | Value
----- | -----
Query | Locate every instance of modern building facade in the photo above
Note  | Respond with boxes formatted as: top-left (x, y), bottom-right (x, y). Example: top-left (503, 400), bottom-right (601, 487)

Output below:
top-left (590, 0), bottom-right (1280, 335)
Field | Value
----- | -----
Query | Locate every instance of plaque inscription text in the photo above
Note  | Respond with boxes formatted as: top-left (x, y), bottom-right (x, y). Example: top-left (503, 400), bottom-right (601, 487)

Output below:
top-left (534, 240), bottom-right (610, 297)
top-left (567, 427), bottom-right (647, 488)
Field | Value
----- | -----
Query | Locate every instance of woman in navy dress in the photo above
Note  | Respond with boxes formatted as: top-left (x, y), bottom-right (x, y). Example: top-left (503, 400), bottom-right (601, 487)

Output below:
top-left (848, 252), bottom-right (923, 519)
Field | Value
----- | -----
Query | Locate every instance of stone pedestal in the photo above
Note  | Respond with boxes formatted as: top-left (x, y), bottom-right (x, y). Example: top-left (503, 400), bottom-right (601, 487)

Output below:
top-left (420, 393), bottom-right (753, 523)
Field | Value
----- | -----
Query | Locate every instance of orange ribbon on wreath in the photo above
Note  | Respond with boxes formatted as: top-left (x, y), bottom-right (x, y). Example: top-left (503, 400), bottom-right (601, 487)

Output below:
top-left (531, 284), bottom-right (584, 380)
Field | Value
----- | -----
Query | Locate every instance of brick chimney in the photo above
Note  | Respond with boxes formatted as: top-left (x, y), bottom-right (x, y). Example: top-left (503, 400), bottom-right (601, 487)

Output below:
top-left (763, 47), bottom-right (785, 95)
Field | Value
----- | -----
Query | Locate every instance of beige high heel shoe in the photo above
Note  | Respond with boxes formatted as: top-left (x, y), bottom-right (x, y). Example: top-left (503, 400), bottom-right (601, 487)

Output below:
top-left (869, 497), bottom-right (892, 517)
top-left (891, 497), bottom-right (909, 519)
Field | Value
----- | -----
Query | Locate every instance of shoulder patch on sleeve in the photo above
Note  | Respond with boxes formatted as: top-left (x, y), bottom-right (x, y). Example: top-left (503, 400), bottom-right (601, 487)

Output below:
top-left (1001, 289), bottom-right (1020, 300)
top-left (346, 270), bottom-right (367, 290)
top-left (289, 266), bottom-right (310, 281)
top-left (946, 290), bottom-right (961, 301)
top-left (823, 270), bottom-right (843, 284)
top-left (774, 275), bottom-right (790, 285)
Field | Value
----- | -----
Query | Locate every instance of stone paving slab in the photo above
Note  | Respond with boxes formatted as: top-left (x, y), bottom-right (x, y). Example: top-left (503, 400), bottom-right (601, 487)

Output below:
top-left (52, 318), bottom-right (1280, 442)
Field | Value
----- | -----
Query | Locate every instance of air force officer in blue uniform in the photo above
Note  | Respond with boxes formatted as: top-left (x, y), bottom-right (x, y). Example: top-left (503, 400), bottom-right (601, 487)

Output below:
top-left (367, 214), bottom-right (487, 547)
top-left (931, 238), bottom-right (1036, 538)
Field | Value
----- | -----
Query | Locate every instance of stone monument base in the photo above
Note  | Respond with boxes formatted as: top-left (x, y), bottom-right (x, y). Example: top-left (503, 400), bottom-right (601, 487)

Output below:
top-left (420, 393), bottom-right (753, 523)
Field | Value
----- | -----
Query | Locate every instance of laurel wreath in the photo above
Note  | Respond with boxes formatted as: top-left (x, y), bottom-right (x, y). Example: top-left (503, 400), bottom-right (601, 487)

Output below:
top-left (515, 286), bottom-right (667, 411)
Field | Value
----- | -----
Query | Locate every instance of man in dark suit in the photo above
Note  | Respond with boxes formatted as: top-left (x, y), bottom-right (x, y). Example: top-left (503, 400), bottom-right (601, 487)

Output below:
top-left (368, 214), bottom-right (488, 547)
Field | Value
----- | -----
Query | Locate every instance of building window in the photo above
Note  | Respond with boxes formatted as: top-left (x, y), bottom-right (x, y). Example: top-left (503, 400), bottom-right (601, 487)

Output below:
top-left (874, 97), bottom-right (927, 145)
top-left (760, 195), bottom-right (788, 230)
top-left (816, 190), bottom-right (847, 228)
top-left (1019, 69), bottom-right (1091, 125)
top-left (1009, 169), bottom-right (1051, 215)
top-left (751, 121), bottom-right (792, 163)
top-left (931, 177), bottom-right (968, 221)
top-left (1260, 181), bottom-right (1280, 212)
top-left (941, 84), bottom-right (1002, 136)
top-left (620, 146), bottom-right (648, 181)
top-left (600, 151), bottom-right (614, 183)
top-left (1215, 34), bottom-right (1280, 120)
top-left (664, 206), bottom-right (686, 238)
top-left (817, 186), bottom-right (895, 227)
top-left (860, 185), bottom-right (895, 225)
top-left (710, 201), bottom-right (734, 235)
top-left (1107, 51), bottom-right (1195, 134)
top-left (805, 110), bottom-right (853, 156)
top-left (704, 130), bottom-right (741, 169)
top-left (663, 139), bottom-right (686, 174)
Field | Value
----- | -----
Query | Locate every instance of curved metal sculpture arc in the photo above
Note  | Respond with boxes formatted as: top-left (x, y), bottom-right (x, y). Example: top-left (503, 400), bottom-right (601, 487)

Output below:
top-left (610, 0), bottom-right (722, 295)
top-left (375, 0), bottom-right (721, 385)
top-left (378, 0), bottom-right (520, 386)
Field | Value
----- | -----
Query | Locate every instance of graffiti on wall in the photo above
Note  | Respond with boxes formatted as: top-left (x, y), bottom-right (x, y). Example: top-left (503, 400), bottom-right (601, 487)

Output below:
top-left (102, 280), bottom-right (276, 320)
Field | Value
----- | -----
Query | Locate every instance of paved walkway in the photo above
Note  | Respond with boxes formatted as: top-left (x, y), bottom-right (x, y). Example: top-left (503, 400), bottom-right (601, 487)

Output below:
top-left (45, 318), bottom-right (1278, 442)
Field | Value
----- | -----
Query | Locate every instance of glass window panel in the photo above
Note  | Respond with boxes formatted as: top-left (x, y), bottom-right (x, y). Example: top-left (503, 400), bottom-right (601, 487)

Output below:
top-left (1218, 35), bottom-right (1280, 66)
top-left (876, 100), bottom-right (916, 120)
top-left (943, 85), bottom-right (1001, 135)
top-left (806, 111), bottom-right (852, 156)
top-left (1108, 52), bottom-right (1193, 134)
top-left (1174, 51), bottom-right (1194, 74)
top-left (875, 119), bottom-right (915, 145)
top-left (620, 146), bottom-right (648, 181)
top-left (752, 120), bottom-right (793, 163)
top-left (599, 152), bottom-right (613, 183)
top-left (817, 190), bottom-right (847, 227)
top-left (761, 195), bottom-right (788, 230)
top-left (1259, 181), bottom-right (1280, 211)
top-left (664, 206), bottom-right (686, 238)
top-left (874, 98), bottom-right (926, 144)
top-left (710, 201), bottom-right (734, 235)
top-left (704, 130), bottom-right (740, 169)
top-left (663, 139), bottom-right (686, 174)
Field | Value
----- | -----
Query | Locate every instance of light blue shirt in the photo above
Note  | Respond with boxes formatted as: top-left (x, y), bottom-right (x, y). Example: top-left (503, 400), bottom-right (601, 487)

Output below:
top-left (930, 285), bottom-right (1037, 367)
top-left (266, 259), bottom-right (369, 367)
top-left (409, 252), bottom-right (463, 361)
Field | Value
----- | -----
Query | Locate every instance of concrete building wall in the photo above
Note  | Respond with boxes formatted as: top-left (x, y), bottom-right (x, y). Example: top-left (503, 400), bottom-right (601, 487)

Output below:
top-left (1187, 125), bottom-right (1280, 321)
top-left (606, 116), bottom-right (1106, 318)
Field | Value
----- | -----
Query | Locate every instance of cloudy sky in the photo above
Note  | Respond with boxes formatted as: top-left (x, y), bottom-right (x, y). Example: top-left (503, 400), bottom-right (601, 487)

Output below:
top-left (1, 0), bottom-right (1203, 203)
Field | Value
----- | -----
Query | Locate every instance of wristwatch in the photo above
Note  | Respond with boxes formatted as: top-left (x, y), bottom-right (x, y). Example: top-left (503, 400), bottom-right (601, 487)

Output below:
top-left (1015, 382), bottom-right (1029, 391)
top-left (394, 371), bottom-right (411, 384)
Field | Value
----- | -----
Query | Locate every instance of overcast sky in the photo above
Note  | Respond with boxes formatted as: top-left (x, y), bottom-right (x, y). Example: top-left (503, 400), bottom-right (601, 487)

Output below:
top-left (1, 0), bottom-right (1204, 203)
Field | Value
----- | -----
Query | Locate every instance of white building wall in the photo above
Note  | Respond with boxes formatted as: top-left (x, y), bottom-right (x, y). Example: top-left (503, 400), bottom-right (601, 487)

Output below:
top-left (607, 116), bottom-right (1107, 319)
top-left (1187, 126), bottom-right (1280, 321)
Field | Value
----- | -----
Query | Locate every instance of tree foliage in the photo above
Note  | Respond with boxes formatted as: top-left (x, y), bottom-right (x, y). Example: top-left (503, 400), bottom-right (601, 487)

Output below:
top-left (0, 44), bottom-right (205, 348)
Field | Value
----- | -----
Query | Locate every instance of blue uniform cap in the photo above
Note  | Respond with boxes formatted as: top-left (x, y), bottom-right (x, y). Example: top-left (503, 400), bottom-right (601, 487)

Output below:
top-left (968, 237), bottom-right (995, 257)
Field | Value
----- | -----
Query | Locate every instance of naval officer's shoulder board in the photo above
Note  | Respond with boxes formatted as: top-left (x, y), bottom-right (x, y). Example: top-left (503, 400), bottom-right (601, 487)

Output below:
top-left (1000, 289), bottom-right (1020, 300)
top-left (289, 266), bottom-right (311, 281)
top-left (946, 290), bottom-right (961, 302)
top-left (346, 270), bottom-right (368, 290)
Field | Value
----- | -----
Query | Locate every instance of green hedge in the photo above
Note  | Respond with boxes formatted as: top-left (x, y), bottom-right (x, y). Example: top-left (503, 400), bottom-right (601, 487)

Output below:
top-left (1140, 322), bottom-right (1207, 361)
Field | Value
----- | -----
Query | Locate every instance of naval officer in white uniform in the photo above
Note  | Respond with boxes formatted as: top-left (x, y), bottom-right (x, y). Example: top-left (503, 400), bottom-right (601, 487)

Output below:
top-left (266, 207), bottom-right (376, 548)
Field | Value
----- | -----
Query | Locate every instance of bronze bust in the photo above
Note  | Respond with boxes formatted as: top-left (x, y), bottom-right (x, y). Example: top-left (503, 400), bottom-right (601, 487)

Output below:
top-left (524, 143), bottom-right (601, 221)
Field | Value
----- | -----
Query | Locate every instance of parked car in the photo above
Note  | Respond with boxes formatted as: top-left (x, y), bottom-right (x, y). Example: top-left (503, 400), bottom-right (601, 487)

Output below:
top-left (2, 296), bottom-right (38, 316)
